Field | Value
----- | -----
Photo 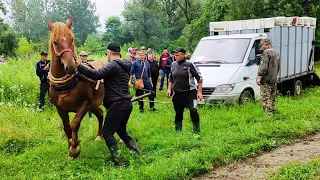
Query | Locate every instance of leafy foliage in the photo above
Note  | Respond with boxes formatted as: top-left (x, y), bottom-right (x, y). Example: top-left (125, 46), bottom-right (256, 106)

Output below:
top-left (0, 2), bottom-right (18, 56)
top-left (268, 159), bottom-right (320, 180)
top-left (9, 0), bottom-right (99, 46)
top-left (102, 16), bottom-right (133, 46)
top-left (79, 33), bottom-right (105, 55)
top-left (17, 36), bottom-right (40, 59)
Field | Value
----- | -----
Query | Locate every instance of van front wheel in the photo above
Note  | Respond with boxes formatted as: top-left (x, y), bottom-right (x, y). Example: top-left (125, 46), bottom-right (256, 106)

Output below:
top-left (239, 89), bottom-right (254, 104)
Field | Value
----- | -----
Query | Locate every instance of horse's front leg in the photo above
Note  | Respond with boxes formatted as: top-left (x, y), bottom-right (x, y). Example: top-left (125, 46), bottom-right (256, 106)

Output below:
top-left (68, 102), bottom-right (90, 158)
top-left (57, 108), bottom-right (72, 147)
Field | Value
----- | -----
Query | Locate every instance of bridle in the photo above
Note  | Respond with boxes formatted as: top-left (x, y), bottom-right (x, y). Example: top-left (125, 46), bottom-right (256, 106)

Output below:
top-left (54, 48), bottom-right (77, 63)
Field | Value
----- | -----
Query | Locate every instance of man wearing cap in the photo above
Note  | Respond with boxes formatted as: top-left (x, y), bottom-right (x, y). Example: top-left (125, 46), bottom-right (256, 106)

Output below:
top-left (166, 48), bottom-right (203, 134)
top-left (76, 43), bottom-right (140, 166)
top-left (257, 39), bottom-right (280, 116)
top-left (35, 51), bottom-right (50, 110)
top-left (79, 51), bottom-right (89, 63)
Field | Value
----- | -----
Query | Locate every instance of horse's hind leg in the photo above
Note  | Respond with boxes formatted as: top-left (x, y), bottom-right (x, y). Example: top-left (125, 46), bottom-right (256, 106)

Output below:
top-left (57, 108), bottom-right (72, 147)
top-left (91, 107), bottom-right (104, 141)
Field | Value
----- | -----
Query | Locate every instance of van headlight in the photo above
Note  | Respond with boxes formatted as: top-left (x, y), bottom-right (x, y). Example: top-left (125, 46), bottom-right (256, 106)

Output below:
top-left (214, 84), bottom-right (235, 93)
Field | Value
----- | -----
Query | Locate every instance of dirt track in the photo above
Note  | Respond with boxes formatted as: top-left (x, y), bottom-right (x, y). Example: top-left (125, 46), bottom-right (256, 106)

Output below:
top-left (195, 134), bottom-right (320, 180)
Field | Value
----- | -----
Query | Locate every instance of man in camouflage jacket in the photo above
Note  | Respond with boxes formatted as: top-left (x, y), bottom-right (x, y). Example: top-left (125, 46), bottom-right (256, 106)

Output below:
top-left (257, 39), bottom-right (280, 116)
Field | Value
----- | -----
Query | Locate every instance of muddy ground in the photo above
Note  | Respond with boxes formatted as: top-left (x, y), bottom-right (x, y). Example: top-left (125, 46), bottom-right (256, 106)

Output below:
top-left (195, 134), bottom-right (320, 180)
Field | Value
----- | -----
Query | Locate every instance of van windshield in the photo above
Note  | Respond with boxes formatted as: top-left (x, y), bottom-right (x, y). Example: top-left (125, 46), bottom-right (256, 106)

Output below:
top-left (190, 38), bottom-right (251, 64)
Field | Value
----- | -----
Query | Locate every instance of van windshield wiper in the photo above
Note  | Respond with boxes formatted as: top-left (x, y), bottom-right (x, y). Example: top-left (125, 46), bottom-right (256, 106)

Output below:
top-left (211, 60), bottom-right (229, 64)
top-left (194, 60), bottom-right (230, 64)
top-left (194, 60), bottom-right (225, 64)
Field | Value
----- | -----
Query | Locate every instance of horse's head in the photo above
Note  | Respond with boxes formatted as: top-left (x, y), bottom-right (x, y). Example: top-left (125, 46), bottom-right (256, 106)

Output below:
top-left (48, 17), bottom-right (76, 74)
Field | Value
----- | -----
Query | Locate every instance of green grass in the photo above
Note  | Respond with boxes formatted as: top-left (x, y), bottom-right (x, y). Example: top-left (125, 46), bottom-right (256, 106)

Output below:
top-left (2, 60), bottom-right (320, 179)
top-left (268, 159), bottom-right (320, 180)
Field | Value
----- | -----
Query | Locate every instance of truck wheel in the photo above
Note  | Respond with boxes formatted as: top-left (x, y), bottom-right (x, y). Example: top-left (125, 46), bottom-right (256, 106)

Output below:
top-left (293, 80), bottom-right (302, 96)
top-left (239, 89), bottom-right (254, 104)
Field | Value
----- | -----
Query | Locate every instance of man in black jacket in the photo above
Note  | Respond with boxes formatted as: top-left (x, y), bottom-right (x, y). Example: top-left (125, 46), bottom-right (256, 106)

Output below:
top-left (35, 51), bottom-right (50, 110)
top-left (147, 53), bottom-right (159, 97)
top-left (77, 43), bottom-right (140, 166)
top-left (166, 48), bottom-right (203, 134)
top-left (165, 51), bottom-right (175, 80)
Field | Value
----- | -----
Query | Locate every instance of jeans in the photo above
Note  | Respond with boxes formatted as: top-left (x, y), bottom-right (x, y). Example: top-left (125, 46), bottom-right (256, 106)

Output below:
top-left (136, 80), bottom-right (154, 110)
top-left (159, 69), bottom-right (168, 89)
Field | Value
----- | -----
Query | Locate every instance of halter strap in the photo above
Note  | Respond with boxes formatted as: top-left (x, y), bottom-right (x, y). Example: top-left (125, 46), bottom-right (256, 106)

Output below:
top-left (55, 49), bottom-right (76, 60)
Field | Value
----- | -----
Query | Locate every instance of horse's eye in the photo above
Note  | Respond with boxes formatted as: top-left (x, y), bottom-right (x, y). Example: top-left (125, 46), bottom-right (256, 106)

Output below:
top-left (53, 41), bottom-right (57, 45)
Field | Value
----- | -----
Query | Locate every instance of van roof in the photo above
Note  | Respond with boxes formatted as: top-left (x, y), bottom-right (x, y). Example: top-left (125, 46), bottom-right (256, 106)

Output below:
top-left (201, 33), bottom-right (268, 40)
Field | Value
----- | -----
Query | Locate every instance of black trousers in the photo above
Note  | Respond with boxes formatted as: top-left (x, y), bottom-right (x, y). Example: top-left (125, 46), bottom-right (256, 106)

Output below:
top-left (151, 75), bottom-right (158, 97)
top-left (172, 90), bottom-right (200, 124)
top-left (136, 81), bottom-right (154, 110)
top-left (103, 101), bottom-right (133, 147)
top-left (39, 82), bottom-right (50, 108)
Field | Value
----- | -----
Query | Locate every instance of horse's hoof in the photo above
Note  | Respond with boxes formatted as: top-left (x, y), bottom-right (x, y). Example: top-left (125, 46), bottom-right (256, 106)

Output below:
top-left (94, 136), bottom-right (103, 141)
top-left (66, 154), bottom-right (74, 160)
top-left (68, 145), bottom-right (80, 158)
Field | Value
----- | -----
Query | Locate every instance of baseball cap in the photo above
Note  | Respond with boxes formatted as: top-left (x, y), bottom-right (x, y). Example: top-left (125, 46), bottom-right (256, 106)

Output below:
top-left (174, 47), bottom-right (186, 54)
top-left (79, 51), bottom-right (88, 56)
top-left (260, 38), bottom-right (271, 45)
top-left (107, 43), bottom-right (121, 52)
top-left (141, 46), bottom-right (146, 50)
top-left (40, 51), bottom-right (48, 56)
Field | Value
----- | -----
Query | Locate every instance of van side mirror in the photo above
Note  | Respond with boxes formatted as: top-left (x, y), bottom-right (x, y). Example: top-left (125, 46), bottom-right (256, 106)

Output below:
top-left (246, 54), bottom-right (262, 66)
top-left (256, 54), bottom-right (262, 65)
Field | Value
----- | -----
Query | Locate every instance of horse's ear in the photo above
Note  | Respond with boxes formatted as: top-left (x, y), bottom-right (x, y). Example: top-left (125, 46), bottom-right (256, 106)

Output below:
top-left (48, 21), bottom-right (54, 31)
top-left (66, 17), bottom-right (72, 29)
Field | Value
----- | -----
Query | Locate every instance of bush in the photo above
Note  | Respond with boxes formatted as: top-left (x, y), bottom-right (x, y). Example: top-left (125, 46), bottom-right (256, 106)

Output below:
top-left (0, 58), bottom-right (40, 107)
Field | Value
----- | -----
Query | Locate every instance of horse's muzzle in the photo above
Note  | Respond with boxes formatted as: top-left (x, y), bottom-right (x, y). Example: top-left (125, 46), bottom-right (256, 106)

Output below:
top-left (66, 66), bottom-right (76, 74)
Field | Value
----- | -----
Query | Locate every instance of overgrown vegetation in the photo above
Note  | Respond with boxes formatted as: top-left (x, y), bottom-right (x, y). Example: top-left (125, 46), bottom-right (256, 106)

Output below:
top-left (2, 60), bottom-right (320, 179)
top-left (268, 159), bottom-right (320, 180)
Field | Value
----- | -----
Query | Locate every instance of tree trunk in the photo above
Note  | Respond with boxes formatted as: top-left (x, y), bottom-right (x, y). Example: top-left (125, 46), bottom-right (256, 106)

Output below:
top-left (188, 37), bottom-right (193, 53)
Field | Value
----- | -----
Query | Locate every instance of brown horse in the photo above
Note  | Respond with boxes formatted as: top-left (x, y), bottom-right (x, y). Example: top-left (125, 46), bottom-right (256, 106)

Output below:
top-left (47, 18), bottom-right (104, 158)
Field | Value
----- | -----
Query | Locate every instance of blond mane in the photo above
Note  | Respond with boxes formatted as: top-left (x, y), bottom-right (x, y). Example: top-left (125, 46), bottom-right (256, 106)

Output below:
top-left (49, 22), bottom-right (76, 57)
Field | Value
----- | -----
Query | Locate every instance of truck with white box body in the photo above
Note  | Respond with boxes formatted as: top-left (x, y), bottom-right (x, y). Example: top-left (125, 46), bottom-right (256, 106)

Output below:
top-left (191, 16), bottom-right (319, 104)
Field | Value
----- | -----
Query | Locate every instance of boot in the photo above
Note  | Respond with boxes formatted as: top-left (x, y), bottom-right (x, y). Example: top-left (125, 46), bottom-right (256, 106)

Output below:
top-left (108, 144), bottom-right (124, 166)
top-left (193, 122), bottom-right (200, 134)
top-left (125, 139), bottom-right (140, 155)
top-left (175, 122), bottom-right (182, 131)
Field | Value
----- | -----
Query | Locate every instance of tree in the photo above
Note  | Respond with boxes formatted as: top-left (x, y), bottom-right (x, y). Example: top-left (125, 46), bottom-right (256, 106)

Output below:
top-left (175, 0), bottom-right (203, 52)
top-left (122, 0), bottom-right (169, 51)
top-left (102, 16), bottom-right (123, 44)
top-left (0, 2), bottom-right (18, 56)
top-left (228, 0), bottom-right (320, 44)
top-left (102, 16), bottom-right (134, 46)
top-left (55, 0), bottom-right (99, 45)
top-left (9, 0), bottom-right (99, 46)
top-left (81, 33), bottom-right (104, 54)
top-left (182, 0), bottom-right (230, 51)
top-left (17, 36), bottom-right (35, 58)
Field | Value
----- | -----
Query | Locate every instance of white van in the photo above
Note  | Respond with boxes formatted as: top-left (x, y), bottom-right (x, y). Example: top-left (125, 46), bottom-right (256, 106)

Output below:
top-left (191, 17), bottom-right (318, 104)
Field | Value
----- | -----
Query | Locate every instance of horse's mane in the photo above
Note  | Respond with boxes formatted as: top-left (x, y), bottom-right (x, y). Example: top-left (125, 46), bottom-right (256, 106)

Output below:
top-left (49, 22), bottom-right (76, 57)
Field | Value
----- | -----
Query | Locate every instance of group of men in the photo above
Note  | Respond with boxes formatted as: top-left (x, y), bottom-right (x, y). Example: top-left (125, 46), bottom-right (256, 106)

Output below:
top-left (34, 38), bottom-right (279, 166)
